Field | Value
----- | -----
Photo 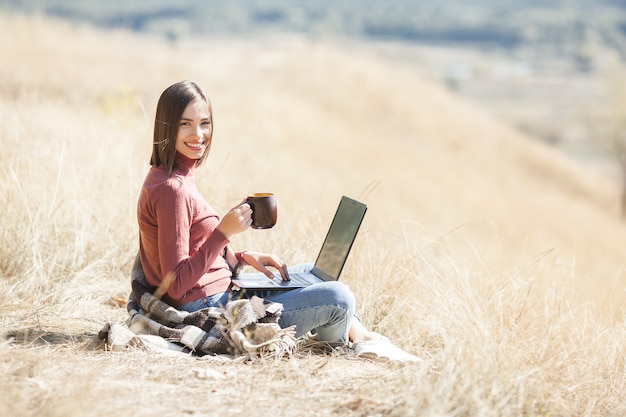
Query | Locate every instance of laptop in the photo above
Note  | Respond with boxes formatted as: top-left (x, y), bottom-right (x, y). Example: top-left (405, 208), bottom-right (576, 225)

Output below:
top-left (231, 195), bottom-right (367, 291)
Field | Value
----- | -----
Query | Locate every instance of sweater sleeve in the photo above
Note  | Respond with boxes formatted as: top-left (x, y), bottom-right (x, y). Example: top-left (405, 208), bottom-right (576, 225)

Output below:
top-left (154, 181), bottom-right (229, 300)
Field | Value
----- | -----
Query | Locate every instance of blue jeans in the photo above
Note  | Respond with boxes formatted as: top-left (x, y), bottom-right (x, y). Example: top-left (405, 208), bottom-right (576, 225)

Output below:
top-left (178, 263), bottom-right (355, 345)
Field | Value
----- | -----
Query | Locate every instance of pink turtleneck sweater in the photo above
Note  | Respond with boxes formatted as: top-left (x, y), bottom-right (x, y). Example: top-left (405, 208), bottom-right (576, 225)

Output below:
top-left (137, 152), bottom-right (233, 306)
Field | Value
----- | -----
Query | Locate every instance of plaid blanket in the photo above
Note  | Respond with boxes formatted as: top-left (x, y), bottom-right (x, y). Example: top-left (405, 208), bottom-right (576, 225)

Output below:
top-left (98, 254), bottom-right (297, 361)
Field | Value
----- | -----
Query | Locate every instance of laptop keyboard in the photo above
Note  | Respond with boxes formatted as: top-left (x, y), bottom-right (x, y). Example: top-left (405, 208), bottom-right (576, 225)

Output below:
top-left (275, 273), bottom-right (313, 286)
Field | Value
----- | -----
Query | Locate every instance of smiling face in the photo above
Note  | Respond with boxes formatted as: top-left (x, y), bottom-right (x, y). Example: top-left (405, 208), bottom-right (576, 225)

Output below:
top-left (175, 98), bottom-right (213, 160)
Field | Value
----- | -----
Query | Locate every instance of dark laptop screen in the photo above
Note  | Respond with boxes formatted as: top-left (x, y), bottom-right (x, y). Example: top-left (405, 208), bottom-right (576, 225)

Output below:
top-left (313, 196), bottom-right (367, 282)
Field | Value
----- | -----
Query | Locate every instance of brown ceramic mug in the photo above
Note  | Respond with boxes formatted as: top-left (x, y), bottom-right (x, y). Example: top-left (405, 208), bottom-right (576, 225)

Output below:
top-left (245, 193), bottom-right (277, 229)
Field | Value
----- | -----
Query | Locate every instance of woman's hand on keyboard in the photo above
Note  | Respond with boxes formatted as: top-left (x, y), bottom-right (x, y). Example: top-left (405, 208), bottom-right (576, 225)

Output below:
top-left (240, 251), bottom-right (290, 281)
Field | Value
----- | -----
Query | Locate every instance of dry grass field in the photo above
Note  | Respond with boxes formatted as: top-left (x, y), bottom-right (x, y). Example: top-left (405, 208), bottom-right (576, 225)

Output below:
top-left (1, 13), bottom-right (626, 416)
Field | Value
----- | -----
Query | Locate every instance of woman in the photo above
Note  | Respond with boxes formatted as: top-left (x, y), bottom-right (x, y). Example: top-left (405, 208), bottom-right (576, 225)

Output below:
top-left (137, 80), bottom-right (420, 362)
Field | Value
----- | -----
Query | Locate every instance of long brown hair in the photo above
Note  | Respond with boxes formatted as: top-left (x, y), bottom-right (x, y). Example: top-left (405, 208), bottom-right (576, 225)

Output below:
top-left (150, 80), bottom-right (213, 174)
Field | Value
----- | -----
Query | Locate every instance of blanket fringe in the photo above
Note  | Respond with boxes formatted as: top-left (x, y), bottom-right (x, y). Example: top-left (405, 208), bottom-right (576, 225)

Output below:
top-left (99, 294), bottom-right (297, 361)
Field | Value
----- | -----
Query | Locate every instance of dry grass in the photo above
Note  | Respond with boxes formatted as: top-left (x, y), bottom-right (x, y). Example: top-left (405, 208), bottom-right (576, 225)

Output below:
top-left (1, 13), bottom-right (626, 416)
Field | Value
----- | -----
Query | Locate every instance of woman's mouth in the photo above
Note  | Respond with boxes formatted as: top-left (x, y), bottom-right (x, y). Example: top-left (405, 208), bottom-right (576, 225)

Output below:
top-left (185, 142), bottom-right (205, 150)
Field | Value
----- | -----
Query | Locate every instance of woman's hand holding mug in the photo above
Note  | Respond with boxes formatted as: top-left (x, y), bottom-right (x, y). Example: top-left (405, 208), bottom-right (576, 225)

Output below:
top-left (216, 203), bottom-right (252, 238)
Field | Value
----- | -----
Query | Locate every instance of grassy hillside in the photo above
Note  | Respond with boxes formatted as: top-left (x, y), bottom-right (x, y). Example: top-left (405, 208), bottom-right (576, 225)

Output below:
top-left (1, 14), bottom-right (625, 416)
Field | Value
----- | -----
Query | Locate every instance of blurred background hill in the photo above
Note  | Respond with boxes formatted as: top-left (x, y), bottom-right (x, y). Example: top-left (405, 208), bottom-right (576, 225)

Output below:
top-left (3, 0), bottom-right (626, 52)
top-left (4, 0), bottom-right (626, 181)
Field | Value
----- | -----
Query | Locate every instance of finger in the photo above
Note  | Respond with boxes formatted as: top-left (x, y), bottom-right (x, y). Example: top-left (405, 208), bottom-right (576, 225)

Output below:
top-left (232, 202), bottom-right (250, 214)
top-left (243, 217), bottom-right (253, 229)
top-left (235, 202), bottom-right (250, 214)
top-left (236, 210), bottom-right (252, 229)
top-left (278, 264), bottom-right (290, 281)
top-left (261, 266), bottom-right (274, 279)
top-left (247, 256), bottom-right (273, 279)
top-left (266, 257), bottom-right (289, 281)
